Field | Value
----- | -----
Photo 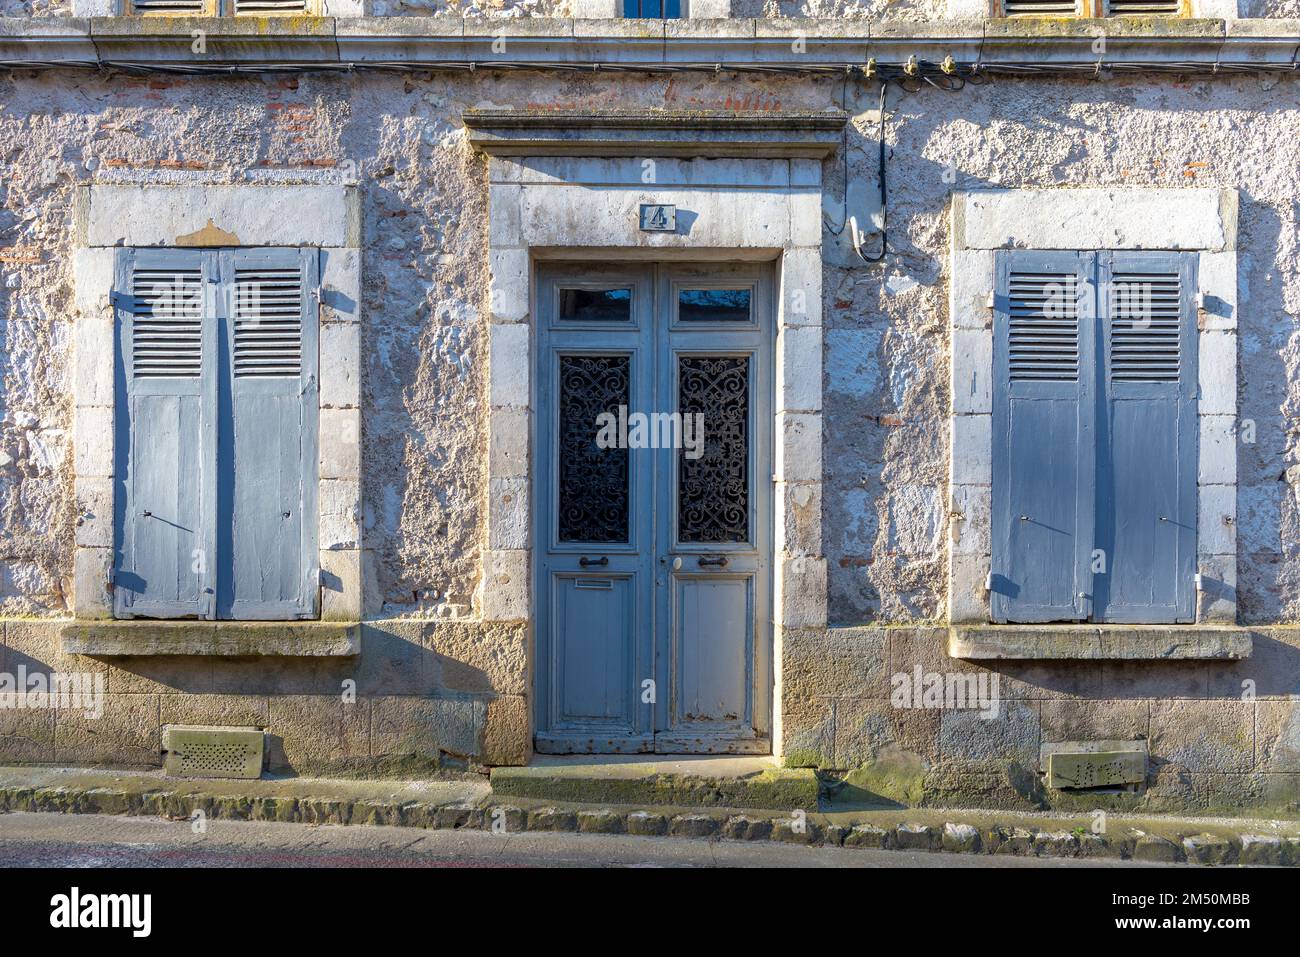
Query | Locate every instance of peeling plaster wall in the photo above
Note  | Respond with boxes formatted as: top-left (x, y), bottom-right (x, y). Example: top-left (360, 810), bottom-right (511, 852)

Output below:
top-left (2, 70), bottom-right (1300, 625)
top-left (1, 67), bottom-right (1299, 792)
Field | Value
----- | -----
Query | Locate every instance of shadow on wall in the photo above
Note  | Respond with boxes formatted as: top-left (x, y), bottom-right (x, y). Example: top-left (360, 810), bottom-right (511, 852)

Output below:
top-left (0, 620), bottom-right (508, 775)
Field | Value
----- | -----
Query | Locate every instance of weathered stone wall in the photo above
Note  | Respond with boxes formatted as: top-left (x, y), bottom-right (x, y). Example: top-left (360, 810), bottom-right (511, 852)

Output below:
top-left (0, 66), bottom-right (1298, 804)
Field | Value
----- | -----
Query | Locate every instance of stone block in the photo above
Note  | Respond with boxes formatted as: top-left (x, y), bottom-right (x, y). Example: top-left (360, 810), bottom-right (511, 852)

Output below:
top-left (1254, 699), bottom-right (1300, 772)
top-left (489, 322), bottom-right (530, 409)
top-left (482, 694), bottom-right (530, 766)
top-left (74, 476), bottom-right (112, 549)
top-left (951, 328), bottom-right (992, 414)
top-left (319, 408), bottom-right (361, 480)
top-left (780, 247), bottom-right (822, 326)
top-left (319, 321), bottom-right (360, 409)
top-left (1040, 699), bottom-right (1149, 744)
top-left (320, 247), bottom-right (362, 323)
top-left (950, 248), bottom-right (993, 328)
top-left (776, 325), bottom-right (821, 413)
top-left (775, 411), bottom-right (821, 482)
top-left (265, 695), bottom-right (369, 774)
top-left (319, 549), bottom-right (363, 622)
top-left (776, 556), bottom-right (827, 629)
top-left (319, 479), bottom-right (361, 550)
top-left (425, 620), bottom-right (528, 696)
top-left (160, 694), bottom-right (269, 730)
top-left (1197, 330), bottom-right (1237, 415)
top-left (55, 693), bottom-right (160, 767)
top-left (950, 413), bottom-right (991, 486)
top-left (489, 408), bottom-right (530, 480)
top-left (74, 317), bottom-right (114, 408)
top-left (939, 700), bottom-right (1039, 764)
top-left (73, 405), bottom-right (113, 478)
top-left (488, 247), bottom-right (529, 323)
top-left (1149, 699), bottom-right (1253, 773)
top-left (480, 549), bottom-right (529, 623)
top-left (950, 484), bottom-right (990, 557)
top-left (86, 184), bottom-right (353, 249)
top-left (776, 481), bottom-right (820, 558)
top-left (960, 188), bottom-right (1230, 252)
top-left (371, 696), bottom-right (484, 760)
top-left (73, 547), bottom-right (113, 619)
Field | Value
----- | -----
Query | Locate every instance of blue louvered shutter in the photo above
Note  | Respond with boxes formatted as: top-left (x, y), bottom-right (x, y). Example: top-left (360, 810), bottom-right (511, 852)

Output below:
top-left (113, 248), bottom-right (218, 618)
top-left (1094, 251), bottom-right (1197, 623)
top-left (217, 248), bottom-right (319, 619)
top-left (992, 250), bottom-right (1096, 623)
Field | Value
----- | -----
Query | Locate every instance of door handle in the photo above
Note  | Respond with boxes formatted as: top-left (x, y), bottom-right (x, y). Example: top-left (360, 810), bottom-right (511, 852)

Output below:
top-left (579, 556), bottom-right (609, 567)
top-left (698, 555), bottom-right (729, 568)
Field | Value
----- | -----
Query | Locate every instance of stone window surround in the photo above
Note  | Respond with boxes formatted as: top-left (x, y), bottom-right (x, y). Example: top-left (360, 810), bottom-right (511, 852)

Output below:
top-left (479, 149), bottom-right (829, 756)
top-left (71, 182), bottom-right (364, 627)
top-left (948, 186), bottom-right (1239, 629)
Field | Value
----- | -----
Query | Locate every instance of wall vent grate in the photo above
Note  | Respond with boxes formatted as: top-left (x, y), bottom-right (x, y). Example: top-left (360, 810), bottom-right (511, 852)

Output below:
top-left (163, 725), bottom-right (264, 780)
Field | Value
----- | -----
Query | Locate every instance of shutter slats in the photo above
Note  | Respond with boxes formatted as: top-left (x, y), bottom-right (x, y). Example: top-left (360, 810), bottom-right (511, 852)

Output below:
top-left (131, 0), bottom-right (207, 11)
top-left (1003, 0), bottom-right (1078, 13)
top-left (234, 268), bottom-right (304, 378)
top-left (1107, 0), bottom-right (1180, 12)
top-left (131, 268), bottom-right (203, 378)
top-left (233, 0), bottom-right (308, 10)
top-left (1110, 272), bottom-right (1181, 382)
top-left (1008, 271), bottom-right (1080, 381)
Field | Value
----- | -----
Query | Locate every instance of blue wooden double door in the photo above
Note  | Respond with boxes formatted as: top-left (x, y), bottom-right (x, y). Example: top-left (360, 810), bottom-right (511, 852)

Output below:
top-left (535, 262), bottom-right (773, 753)
top-left (992, 250), bottom-right (1198, 624)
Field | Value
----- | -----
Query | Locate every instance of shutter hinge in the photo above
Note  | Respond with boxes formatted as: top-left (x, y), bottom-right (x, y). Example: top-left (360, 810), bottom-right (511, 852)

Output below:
top-left (313, 285), bottom-right (324, 305)
top-left (983, 573), bottom-right (992, 593)
top-left (1194, 573), bottom-right (1205, 591)
top-left (110, 290), bottom-right (128, 308)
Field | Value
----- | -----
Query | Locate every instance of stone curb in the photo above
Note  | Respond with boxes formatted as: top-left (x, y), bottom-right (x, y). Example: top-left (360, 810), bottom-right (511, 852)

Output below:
top-left (2, 784), bottom-right (1296, 865)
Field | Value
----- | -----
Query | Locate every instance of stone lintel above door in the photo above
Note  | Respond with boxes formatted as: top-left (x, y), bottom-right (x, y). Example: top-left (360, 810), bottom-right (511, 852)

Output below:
top-left (463, 109), bottom-right (846, 160)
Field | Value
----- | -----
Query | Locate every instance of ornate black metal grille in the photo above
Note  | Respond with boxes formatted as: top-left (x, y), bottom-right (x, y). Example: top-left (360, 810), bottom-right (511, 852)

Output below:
top-left (558, 354), bottom-right (630, 543)
top-left (678, 355), bottom-right (749, 543)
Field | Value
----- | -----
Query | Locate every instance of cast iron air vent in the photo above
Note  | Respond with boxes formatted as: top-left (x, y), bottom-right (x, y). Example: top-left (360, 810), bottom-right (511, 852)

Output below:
top-left (163, 726), bottom-right (265, 780)
top-left (1046, 750), bottom-right (1146, 789)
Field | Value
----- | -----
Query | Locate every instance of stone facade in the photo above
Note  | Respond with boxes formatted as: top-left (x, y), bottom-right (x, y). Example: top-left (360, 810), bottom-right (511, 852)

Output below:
top-left (0, 11), bottom-right (1298, 812)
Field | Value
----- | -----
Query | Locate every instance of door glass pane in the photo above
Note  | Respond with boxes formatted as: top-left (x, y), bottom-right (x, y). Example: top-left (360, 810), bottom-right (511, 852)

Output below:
top-left (558, 354), bottom-right (631, 543)
top-left (678, 355), bottom-right (749, 543)
top-left (559, 288), bottom-right (632, 322)
top-left (679, 288), bottom-right (751, 323)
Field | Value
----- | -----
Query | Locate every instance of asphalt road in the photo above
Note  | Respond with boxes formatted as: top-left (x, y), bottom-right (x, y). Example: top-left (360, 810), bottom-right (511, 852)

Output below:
top-left (0, 812), bottom-right (1175, 868)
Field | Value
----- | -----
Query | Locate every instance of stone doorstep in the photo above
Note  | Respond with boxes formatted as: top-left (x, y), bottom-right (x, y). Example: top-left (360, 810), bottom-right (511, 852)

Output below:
top-left (1, 767), bottom-right (1298, 865)
top-left (489, 755), bottom-right (819, 811)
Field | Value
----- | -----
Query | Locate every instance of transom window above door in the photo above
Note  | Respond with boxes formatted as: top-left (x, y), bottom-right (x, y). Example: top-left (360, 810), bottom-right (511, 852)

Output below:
top-left (622, 0), bottom-right (682, 17)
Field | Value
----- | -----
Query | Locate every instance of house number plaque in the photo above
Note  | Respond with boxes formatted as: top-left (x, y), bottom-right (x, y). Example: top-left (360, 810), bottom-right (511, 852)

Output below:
top-left (639, 204), bottom-right (676, 232)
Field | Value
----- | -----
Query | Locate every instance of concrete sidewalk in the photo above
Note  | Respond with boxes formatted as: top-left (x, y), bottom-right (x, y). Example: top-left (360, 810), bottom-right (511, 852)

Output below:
top-left (1, 765), bottom-right (1297, 865)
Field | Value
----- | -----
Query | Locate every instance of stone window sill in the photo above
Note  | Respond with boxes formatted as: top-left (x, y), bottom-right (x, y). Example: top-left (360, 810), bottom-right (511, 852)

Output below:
top-left (60, 620), bottom-right (360, 657)
top-left (948, 625), bottom-right (1251, 661)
